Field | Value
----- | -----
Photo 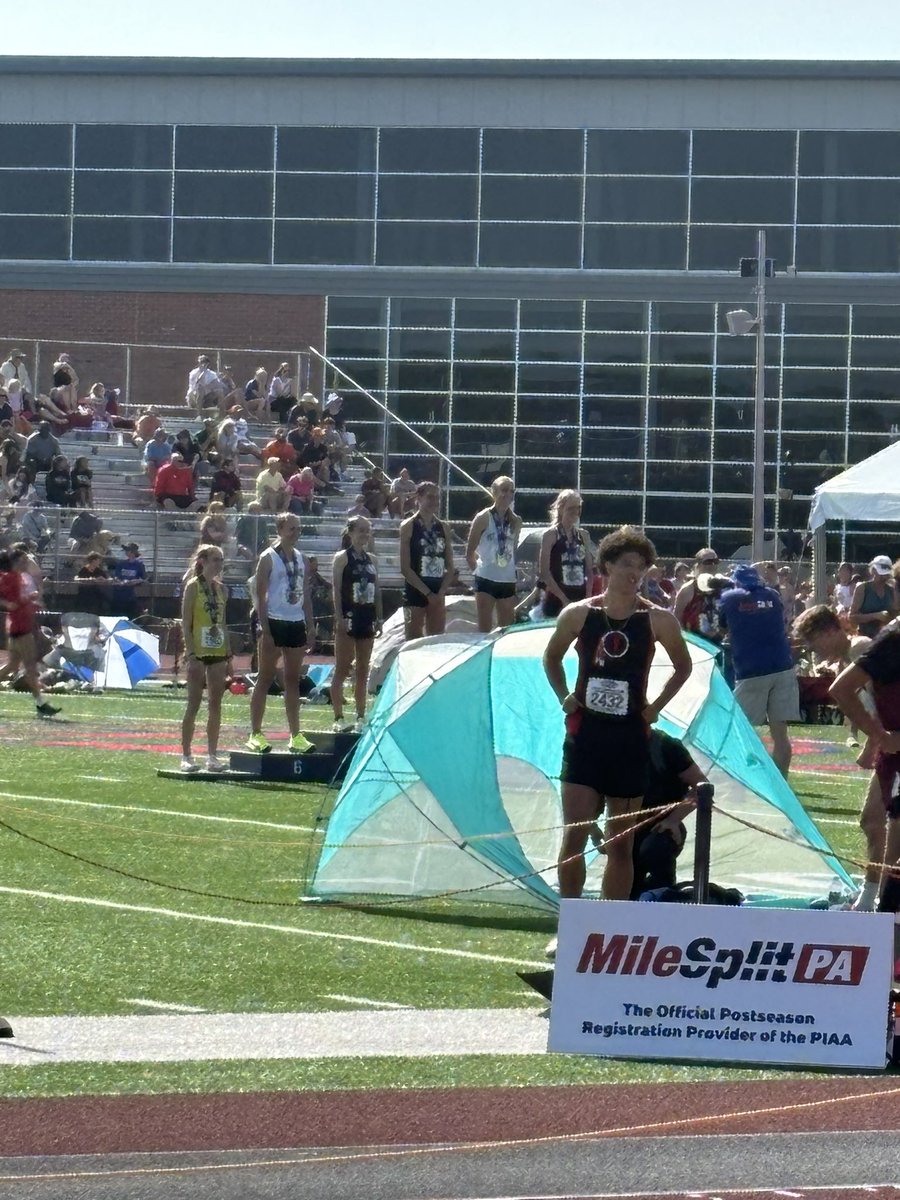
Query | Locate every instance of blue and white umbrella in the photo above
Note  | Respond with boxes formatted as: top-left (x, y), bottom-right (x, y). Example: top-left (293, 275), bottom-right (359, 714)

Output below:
top-left (95, 617), bottom-right (160, 689)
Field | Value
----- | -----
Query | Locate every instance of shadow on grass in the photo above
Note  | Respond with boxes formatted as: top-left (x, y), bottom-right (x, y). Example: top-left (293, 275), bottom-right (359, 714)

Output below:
top-left (309, 898), bottom-right (557, 935)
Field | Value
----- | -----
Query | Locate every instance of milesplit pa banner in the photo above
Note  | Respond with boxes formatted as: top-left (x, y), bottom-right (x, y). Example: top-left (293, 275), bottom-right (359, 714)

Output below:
top-left (547, 901), bottom-right (894, 1069)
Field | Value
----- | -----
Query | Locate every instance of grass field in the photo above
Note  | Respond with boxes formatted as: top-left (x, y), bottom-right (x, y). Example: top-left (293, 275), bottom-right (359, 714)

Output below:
top-left (0, 688), bottom-right (874, 1100)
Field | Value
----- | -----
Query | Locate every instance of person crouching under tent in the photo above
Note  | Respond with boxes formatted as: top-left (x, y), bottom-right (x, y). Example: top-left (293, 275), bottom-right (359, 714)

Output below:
top-left (542, 525), bottom-right (692, 915)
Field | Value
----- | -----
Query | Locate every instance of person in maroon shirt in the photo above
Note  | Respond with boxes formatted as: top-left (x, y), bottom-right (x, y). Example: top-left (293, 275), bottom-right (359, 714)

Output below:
top-left (0, 546), bottom-right (60, 716)
top-left (153, 453), bottom-right (200, 511)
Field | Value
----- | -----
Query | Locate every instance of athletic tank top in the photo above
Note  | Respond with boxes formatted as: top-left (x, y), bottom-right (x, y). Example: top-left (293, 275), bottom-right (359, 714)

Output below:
top-left (260, 544), bottom-right (306, 621)
top-left (409, 515), bottom-right (448, 582)
top-left (474, 509), bottom-right (517, 583)
top-left (548, 525), bottom-right (588, 602)
top-left (679, 582), bottom-right (720, 638)
top-left (191, 578), bottom-right (228, 657)
top-left (573, 605), bottom-right (654, 721)
top-left (340, 547), bottom-right (377, 616)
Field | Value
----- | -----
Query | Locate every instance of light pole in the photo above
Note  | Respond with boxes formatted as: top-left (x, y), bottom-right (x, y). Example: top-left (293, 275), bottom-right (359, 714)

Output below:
top-left (725, 229), bottom-right (769, 563)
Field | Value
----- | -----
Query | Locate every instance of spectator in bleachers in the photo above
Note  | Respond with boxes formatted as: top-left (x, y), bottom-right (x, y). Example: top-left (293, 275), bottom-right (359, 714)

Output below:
top-left (300, 427), bottom-right (334, 492)
top-left (235, 501), bottom-right (269, 560)
top-left (287, 415), bottom-right (311, 459)
top-left (209, 457), bottom-right (242, 508)
top-left (186, 354), bottom-right (221, 413)
top-left (0, 349), bottom-right (32, 399)
top-left (0, 390), bottom-right (11, 427)
top-left (346, 493), bottom-right (369, 518)
top-left (217, 416), bottom-right (262, 463)
top-left (195, 417), bottom-right (219, 463)
top-left (262, 427), bottom-right (298, 478)
top-left (214, 365), bottom-right (241, 415)
top-left (287, 465), bottom-right (317, 515)
top-left (17, 503), bottom-right (52, 553)
top-left (44, 455), bottom-right (73, 507)
top-left (323, 390), bottom-right (345, 428)
top-left (833, 561), bottom-right (856, 616)
top-left (52, 353), bottom-right (79, 411)
top-left (132, 406), bottom-right (162, 448)
top-left (243, 367), bottom-right (269, 419)
top-left (850, 556), bottom-right (899, 639)
top-left (24, 422), bottom-right (60, 481)
top-left (199, 501), bottom-right (230, 552)
top-left (0, 437), bottom-right (22, 497)
top-left (8, 468), bottom-right (37, 507)
top-left (255, 457), bottom-right (290, 512)
top-left (85, 382), bottom-right (132, 432)
top-left (389, 467), bottom-right (417, 518)
top-left (173, 428), bottom-right (203, 477)
top-left (154, 452), bottom-right (200, 511)
top-left (69, 509), bottom-right (116, 558)
top-left (322, 416), bottom-right (350, 478)
top-left (142, 427), bottom-right (172, 481)
top-left (295, 391), bottom-right (321, 423)
top-left (0, 418), bottom-right (24, 451)
top-left (361, 467), bottom-right (391, 518)
top-left (112, 543), bottom-right (146, 620)
top-left (75, 552), bottom-right (110, 614)
top-left (69, 456), bottom-right (94, 509)
top-left (268, 362), bottom-right (295, 424)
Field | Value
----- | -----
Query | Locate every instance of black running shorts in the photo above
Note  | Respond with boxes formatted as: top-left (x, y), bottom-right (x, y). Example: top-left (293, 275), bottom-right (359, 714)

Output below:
top-left (266, 618), bottom-right (308, 649)
top-left (560, 710), bottom-right (649, 799)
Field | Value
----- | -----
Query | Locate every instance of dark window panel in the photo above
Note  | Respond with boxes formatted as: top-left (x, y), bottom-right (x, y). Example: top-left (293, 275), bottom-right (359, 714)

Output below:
top-left (712, 497), bottom-right (752, 525)
top-left (688, 225), bottom-right (793, 271)
top-left (326, 295), bottom-right (385, 326)
top-left (452, 394), bottom-right (514, 422)
top-left (715, 396), bottom-right (756, 430)
top-left (454, 362), bottom-right (515, 392)
top-left (583, 493), bottom-right (644, 527)
top-left (781, 400), bottom-right (846, 432)
top-left (852, 306), bottom-right (900, 336)
top-left (645, 494), bottom-right (709, 524)
top-left (479, 222), bottom-right (580, 268)
top-left (715, 367), bottom-right (755, 398)
top-left (715, 334), bottom-right (757, 365)
top-left (324, 327), bottom-right (385, 358)
top-left (391, 394), bottom-right (450, 422)
top-left (330, 361), bottom-right (382, 390)
top-left (455, 298), bottom-right (517, 329)
top-left (781, 431), bottom-right (846, 463)
top-left (480, 175), bottom-right (582, 221)
top-left (519, 300), bottom-right (582, 330)
top-left (585, 301), bottom-right (647, 331)
top-left (377, 174), bottom-right (477, 221)
top-left (690, 177), bottom-right (794, 225)
top-left (799, 131), bottom-right (900, 177)
top-left (378, 128), bottom-right (479, 173)
top-left (580, 461), bottom-right (644, 490)
top-left (848, 432), bottom-right (894, 459)
top-left (75, 125), bottom-right (172, 169)
top-left (390, 298), bottom-right (453, 327)
top-left (714, 431), bottom-right (753, 459)
top-left (275, 220), bottom-right (373, 265)
top-left (584, 333), bottom-right (645, 363)
top-left (173, 218), bottom-right (271, 264)
top-left (692, 130), bottom-right (795, 176)
top-left (0, 169), bottom-right (69, 214)
top-left (647, 397), bottom-right (712, 425)
top-left (175, 172), bottom-right (272, 218)
top-left (518, 330), bottom-right (581, 362)
top-left (376, 221), bottom-right (476, 266)
top-left (454, 330), bottom-right (516, 360)
top-left (449, 484), bottom-right (507, 519)
top-left (481, 129), bottom-right (583, 174)
top-left (582, 396), bottom-right (645, 425)
top-left (783, 304), bottom-right (848, 335)
top-left (72, 217), bottom-right (170, 262)
top-left (647, 429), bottom-right (711, 457)
top-left (515, 457), bottom-right (581, 489)
top-left (175, 126), bottom-right (274, 171)
top-left (390, 328), bottom-right (451, 359)
top-left (581, 428), bottom-right (643, 458)
top-left (583, 365), bottom-right (644, 395)
top-left (852, 338), bottom-right (900, 369)
top-left (0, 124), bottom-right (70, 168)
top-left (796, 226), bottom-right (900, 273)
top-left (74, 171), bottom-right (171, 217)
top-left (449, 424), bottom-right (510, 453)
top-left (515, 420), bottom-right (578, 449)
top-left (713, 462), bottom-right (752, 493)
top-left (652, 302), bottom-right (716, 333)
top-left (797, 178), bottom-right (900, 225)
top-left (0, 215), bottom-right (69, 259)
top-left (782, 336), bottom-right (848, 368)
top-left (850, 369), bottom-right (900, 402)
top-left (584, 177), bottom-right (688, 222)
top-left (516, 362), bottom-right (580, 393)
top-left (386, 423), bottom-right (447, 456)
top-left (584, 224), bottom-right (686, 269)
top-left (785, 463), bottom-right (840, 495)
top-left (649, 334), bottom-right (713, 365)
top-left (850, 400), bottom-right (897, 432)
top-left (277, 126), bottom-right (376, 172)
top-left (390, 362), bottom-right (450, 390)
top-left (646, 462), bottom-right (711, 491)
top-left (276, 173), bottom-right (374, 219)
top-left (586, 129), bottom-right (689, 175)
top-left (782, 367), bottom-right (847, 400)
top-left (649, 365), bottom-right (713, 396)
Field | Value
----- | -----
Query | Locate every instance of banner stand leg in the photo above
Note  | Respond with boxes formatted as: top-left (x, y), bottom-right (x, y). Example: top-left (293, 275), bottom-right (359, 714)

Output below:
top-left (693, 782), bottom-right (714, 904)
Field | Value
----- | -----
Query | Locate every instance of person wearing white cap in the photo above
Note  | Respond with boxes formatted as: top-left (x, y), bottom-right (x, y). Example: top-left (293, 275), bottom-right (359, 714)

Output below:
top-left (0, 349), bottom-right (32, 398)
top-left (850, 555), bottom-right (899, 640)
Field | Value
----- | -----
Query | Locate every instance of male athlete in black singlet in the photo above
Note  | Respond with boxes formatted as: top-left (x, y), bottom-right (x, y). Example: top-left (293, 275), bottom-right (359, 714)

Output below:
top-left (543, 525), bottom-right (692, 902)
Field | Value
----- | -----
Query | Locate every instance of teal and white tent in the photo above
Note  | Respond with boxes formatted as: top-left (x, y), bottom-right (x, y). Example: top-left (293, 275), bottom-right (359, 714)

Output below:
top-left (309, 625), bottom-right (854, 910)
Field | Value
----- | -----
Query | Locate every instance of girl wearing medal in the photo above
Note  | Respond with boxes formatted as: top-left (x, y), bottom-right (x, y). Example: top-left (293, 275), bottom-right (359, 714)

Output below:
top-left (330, 515), bottom-right (382, 732)
top-left (399, 481), bottom-right (453, 641)
top-left (539, 489), bottom-right (594, 620)
top-left (542, 526), bottom-right (692, 909)
top-left (180, 544), bottom-right (230, 773)
top-left (466, 476), bottom-right (522, 633)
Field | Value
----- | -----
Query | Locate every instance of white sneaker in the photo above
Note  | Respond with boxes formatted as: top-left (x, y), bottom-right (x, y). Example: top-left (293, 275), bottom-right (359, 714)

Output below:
top-left (352, 717), bottom-right (367, 734)
top-left (180, 757), bottom-right (199, 773)
top-left (544, 936), bottom-right (558, 961)
top-left (205, 755), bottom-right (226, 773)
top-left (332, 719), bottom-right (353, 733)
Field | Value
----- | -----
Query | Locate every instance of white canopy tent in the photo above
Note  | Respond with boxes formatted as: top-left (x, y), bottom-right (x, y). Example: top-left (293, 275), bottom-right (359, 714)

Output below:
top-left (808, 440), bottom-right (900, 598)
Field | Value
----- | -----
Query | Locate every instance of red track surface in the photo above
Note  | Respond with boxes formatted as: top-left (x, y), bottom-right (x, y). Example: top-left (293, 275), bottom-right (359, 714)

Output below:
top-left (4, 1078), bottom-right (900, 1157)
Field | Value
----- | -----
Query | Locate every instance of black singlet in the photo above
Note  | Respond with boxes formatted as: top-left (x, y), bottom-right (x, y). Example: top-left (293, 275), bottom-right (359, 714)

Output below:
top-left (409, 514), bottom-right (448, 585)
top-left (545, 526), bottom-right (588, 616)
top-left (573, 605), bottom-right (654, 721)
top-left (340, 547), bottom-right (377, 617)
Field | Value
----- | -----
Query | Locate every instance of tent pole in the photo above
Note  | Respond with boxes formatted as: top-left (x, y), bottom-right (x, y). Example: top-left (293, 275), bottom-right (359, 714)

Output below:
top-left (812, 525), bottom-right (827, 604)
top-left (692, 782), bottom-right (714, 904)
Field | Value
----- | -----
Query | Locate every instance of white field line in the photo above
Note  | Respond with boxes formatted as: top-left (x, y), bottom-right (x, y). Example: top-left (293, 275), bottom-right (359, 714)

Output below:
top-left (322, 994), bottom-right (409, 1009)
top-left (0, 790), bottom-right (313, 833)
top-left (0, 886), bottom-right (550, 969)
top-left (77, 776), bottom-right (127, 783)
top-left (120, 998), bottom-right (208, 1013)
top-left (793, 769), bottom-right (861, 781)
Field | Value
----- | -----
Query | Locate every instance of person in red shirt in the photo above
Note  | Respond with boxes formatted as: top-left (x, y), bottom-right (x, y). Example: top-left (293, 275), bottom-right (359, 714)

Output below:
top-left (261, 428), bottom-right (298, 479)
top-left (0, 547), bottom-right (60, 716)
top-left (153, 452), bottom-right (201, 511)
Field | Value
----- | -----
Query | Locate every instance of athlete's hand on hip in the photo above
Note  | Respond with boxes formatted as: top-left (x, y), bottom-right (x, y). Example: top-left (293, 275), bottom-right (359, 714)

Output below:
top-left (561, 693), bottom-right (580, 715)
top-left (642, 703), bottom-right (660, 726)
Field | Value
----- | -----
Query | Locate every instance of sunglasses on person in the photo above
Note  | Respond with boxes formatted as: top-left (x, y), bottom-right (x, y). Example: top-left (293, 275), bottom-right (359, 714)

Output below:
top-left (698, 557), bottom-right (719, 566)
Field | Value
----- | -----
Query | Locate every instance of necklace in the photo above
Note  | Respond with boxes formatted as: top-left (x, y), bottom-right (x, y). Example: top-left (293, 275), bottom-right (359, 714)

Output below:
top-left (491, 509), bottom-right (512, 567)
top-left (598, 607), bottom-right (634, 660)
top-left (199, 576), bottom-right (221, 637)
top-left (277, 544), bottom-right (301, 605)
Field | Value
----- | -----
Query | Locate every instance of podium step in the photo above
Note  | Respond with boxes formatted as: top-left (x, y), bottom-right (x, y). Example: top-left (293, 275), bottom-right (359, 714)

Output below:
top-left (229, 732), bottom-right (359, 783)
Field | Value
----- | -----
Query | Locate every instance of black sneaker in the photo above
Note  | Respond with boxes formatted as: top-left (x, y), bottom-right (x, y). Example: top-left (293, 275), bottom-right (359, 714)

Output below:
top-left (0, 1018), bottom-right (13, 1037)
top-left (36, 702), bottom-right (61, 718)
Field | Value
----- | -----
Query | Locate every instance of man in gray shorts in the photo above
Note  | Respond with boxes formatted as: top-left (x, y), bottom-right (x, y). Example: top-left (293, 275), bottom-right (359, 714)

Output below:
top-left (718, 564), bottom-right (799, 777)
